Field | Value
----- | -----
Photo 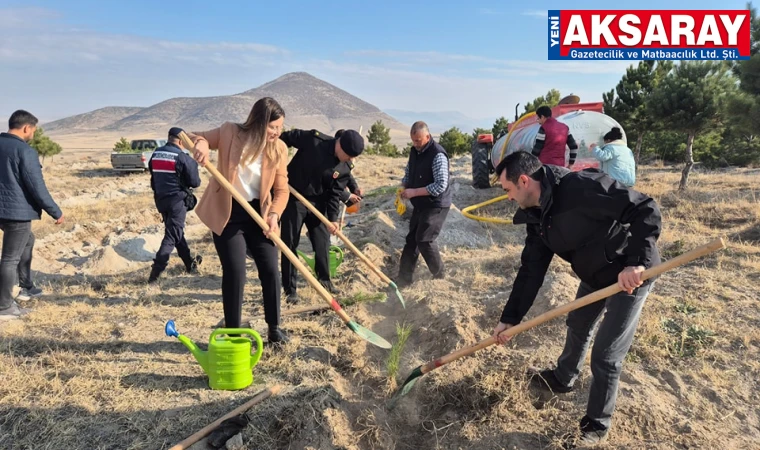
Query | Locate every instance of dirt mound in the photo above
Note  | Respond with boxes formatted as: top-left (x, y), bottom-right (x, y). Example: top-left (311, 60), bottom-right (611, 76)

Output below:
top-left (80, 246), bottom-right (135, 274)
top-left (110, 233), bottom-right (163, 262)
top-left (362, 211), bottom-right (405, 249)
top-left (438, 205), bottom-right (493, 249)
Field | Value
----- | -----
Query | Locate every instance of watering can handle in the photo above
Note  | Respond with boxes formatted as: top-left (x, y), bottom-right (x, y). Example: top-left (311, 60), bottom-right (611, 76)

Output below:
top-left (209, 328), bottom-right (265, 369)
top-left (333, 246), bottom-right (344, 264)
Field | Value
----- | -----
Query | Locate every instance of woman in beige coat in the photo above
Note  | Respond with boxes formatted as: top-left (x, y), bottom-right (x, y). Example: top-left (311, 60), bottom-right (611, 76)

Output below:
top-left (188, 97), bottom-right (290, 344)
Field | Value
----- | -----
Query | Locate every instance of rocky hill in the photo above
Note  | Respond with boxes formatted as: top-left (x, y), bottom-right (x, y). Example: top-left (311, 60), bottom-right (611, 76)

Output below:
top-left (43, 107), bottom-right (145, 132)
top-left (44, 73), bottom-right (409, 143)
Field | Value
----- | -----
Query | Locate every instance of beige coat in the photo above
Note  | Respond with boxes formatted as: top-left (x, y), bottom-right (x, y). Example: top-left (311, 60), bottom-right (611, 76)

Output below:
top-left (193, 122), bottom-right (289, 236)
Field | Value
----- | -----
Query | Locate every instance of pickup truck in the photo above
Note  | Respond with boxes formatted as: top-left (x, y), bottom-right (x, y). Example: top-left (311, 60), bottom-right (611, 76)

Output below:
top-left (110, 139), bottom-right (166, 172)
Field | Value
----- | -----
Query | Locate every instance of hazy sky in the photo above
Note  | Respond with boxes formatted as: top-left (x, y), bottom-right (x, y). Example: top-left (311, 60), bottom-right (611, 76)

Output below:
top-left (0, 0), bottom-right (745, 124)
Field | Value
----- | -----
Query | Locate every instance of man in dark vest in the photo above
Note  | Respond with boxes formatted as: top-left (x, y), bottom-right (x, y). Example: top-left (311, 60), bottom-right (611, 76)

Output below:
top-left (532, 105), bottom-right (579, 168)
top-left (147, 127), bottom-right (202, 283)
top-left (396, 121), bottom-right (452, 288)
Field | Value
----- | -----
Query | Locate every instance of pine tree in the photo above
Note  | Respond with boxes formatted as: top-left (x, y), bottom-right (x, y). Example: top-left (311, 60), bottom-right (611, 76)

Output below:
top-left (438, 127), bottom-right (473, 155)
top-left (491, 117), bottom-right (509, 139)
top-left (29, 127), bottom-right (62, 162)
top-left (113, 137), bottom-right (132, 153)
top-left (648, 61), bottom-right (734, 190)
top-left (603, 61), bottom-right (673, 164)
top-left (366, 120), bottom-right (398, 156)
top-left (523, 89), bottom-right (562, 114)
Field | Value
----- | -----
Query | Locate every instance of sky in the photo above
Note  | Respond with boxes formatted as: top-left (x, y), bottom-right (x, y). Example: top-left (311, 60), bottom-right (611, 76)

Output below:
top-left (0, 0), bottom-right (749, 126)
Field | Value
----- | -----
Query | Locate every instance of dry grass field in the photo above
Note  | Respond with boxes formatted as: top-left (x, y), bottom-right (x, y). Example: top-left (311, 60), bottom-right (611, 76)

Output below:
top-left (0, 151), bottom-right (758, 450)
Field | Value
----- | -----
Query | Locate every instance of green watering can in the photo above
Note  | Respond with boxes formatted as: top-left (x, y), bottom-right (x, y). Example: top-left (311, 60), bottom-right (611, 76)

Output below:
top-left (297, 245), bottom-right (344, 278)
top-left (164, 320), bottom-right (264, 391)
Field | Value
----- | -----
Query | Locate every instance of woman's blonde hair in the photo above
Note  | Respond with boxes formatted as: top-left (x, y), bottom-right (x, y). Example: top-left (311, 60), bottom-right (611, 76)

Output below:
top-left (238, 97), bottom-right (285, 166)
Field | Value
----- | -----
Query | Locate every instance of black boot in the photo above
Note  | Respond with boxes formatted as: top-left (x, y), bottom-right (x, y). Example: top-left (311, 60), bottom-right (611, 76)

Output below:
top-left (285, 291), bottom-right (300, 305)
top-left (320, 280), bottom-right (341, 296)
top-left (186, 255), bottom-right (203, 274)
top-left (268, 326), bottom-right (290, 346)
top-left (148, 266), bottom-right (162, 283)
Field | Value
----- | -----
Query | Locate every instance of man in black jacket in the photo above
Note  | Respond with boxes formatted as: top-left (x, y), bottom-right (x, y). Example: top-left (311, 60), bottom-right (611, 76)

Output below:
top-left (279, 128), bottom-right (364, 302)
top-left (333, 130), bottom-right (364, 205)
top-left (0, 110), bottom-right (64, 320)
top-left (147, 127), bottom-right (202, 283)
top-left (396, 121), bottom-right (452, 287)
top-left (491, 152), bottom-right (661, 445)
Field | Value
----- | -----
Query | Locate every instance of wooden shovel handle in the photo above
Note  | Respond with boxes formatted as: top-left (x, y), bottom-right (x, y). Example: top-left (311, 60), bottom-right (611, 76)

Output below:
top-left (178, 132), bottom-right (351, 323)
top-left (168, 385), bottom-right (282, 450)
top-left (287, 186), bottom-right (393, 285)
top-left (425, 237), bottom-right (726, 372)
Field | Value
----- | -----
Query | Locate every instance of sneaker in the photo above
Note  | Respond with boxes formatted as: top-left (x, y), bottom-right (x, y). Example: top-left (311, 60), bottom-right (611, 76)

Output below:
top-left (186, 255), bottom-right (203, 274)
top-left (267, 327), bottom-right (290, 346)
top-left (16, 286), bottom-right (43, 301)
top-left (528, 368), bottom-right (574, 394)
top-left (577, 416), bottom-right (609, 445)
top-left (0, 302), bottom-right (31, 321)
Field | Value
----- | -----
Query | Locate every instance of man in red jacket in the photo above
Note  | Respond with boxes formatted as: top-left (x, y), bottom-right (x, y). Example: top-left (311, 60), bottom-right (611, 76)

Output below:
top-left (532, 105), bottom-right (578, 168)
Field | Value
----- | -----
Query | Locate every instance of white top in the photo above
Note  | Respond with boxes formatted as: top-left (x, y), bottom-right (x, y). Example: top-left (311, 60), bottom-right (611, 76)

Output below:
top-left (233, 152), bottom-right (264, 201)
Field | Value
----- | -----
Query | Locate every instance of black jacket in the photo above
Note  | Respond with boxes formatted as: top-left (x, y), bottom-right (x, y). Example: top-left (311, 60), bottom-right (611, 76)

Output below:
top-left (500, 165), bottom-right (662, 325)
top-left (280, 129), bottom-right (354, 222)
top-left (0, 132), bottom-right (62, 221)
top-left (148, 143), bottom-right (201, 212)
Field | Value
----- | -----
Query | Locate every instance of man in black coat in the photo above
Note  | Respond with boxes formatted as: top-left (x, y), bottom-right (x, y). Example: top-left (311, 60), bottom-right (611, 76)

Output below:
top-left (147, 127), bottom-right (202, 283)
top-left (491, 151), bottom-right (662, 445)
top-left (278, 128), bottom-right (364, 303)
top-left (0, 110), bottom-right (64, 319)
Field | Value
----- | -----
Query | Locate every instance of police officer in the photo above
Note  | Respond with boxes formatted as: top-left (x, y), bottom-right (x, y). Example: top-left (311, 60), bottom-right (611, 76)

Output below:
top-left (147, 127), bottom-right (203, 283)
top-left (279, 128), bottom-right (364, 303)
top-left (333, 129), bottom-right (364, 206)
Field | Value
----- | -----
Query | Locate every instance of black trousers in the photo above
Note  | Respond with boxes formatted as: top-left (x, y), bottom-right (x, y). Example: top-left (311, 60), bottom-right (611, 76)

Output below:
top-left (280, 197), bottom-right (330, 294)
top-left (213, 199), bottom-right (281, 328)
top-left (153, 201), bottom-right (192, 272)
top-left (398, 206), bottom-right (449, 283)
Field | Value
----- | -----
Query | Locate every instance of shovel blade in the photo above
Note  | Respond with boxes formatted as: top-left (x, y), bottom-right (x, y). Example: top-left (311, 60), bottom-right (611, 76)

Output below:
top-left (388, 282), bottom-right (406, 308)
top-left (346, 321), bottom-right (392, 349)
top-left (387, 366), bottom-right (423, 410)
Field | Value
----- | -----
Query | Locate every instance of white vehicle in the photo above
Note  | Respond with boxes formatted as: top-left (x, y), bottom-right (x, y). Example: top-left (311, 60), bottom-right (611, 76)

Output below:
top-left (110, 139), bottom-right (166, 172)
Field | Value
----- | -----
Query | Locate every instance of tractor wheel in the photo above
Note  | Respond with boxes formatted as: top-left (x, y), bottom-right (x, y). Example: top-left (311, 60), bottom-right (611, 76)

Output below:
top-left (471, 141), bottom-right (492, 189)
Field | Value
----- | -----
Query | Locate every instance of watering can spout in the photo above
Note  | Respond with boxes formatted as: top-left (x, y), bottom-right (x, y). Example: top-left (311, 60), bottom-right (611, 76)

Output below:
top-left (165, 320), bottom-right (209, 372)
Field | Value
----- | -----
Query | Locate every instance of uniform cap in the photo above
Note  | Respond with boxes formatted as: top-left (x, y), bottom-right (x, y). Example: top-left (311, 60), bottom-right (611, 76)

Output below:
top-left (339, 130), bottom-right (364, 157)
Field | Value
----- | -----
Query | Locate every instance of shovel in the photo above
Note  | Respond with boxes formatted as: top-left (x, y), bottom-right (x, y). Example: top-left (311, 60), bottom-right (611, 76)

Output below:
top-left (387, 237), bottom-right (726, 409)
top-left (178, 132), bottom-right (391, 350)
top-left (288, 186), bottom-right (405, 308)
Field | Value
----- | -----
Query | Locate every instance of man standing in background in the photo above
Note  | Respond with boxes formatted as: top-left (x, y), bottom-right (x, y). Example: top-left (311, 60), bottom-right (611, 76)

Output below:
top-left (532, 105), bottom-right (579, 168)
top-left (0, 110), bottom-right (64, 320)
top-left (147, 127), bottom-right (202, 283)
top-left (396, 121), bottom-right (451, 288)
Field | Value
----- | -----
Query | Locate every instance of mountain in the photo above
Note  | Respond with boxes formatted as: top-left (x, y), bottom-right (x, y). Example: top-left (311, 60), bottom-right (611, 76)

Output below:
top-left (384, 109), bottom-right (492, 135)
top-left (43, 73), bottom-right (409, 143)
top-left (43, 107), bottom-right (145, 132)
